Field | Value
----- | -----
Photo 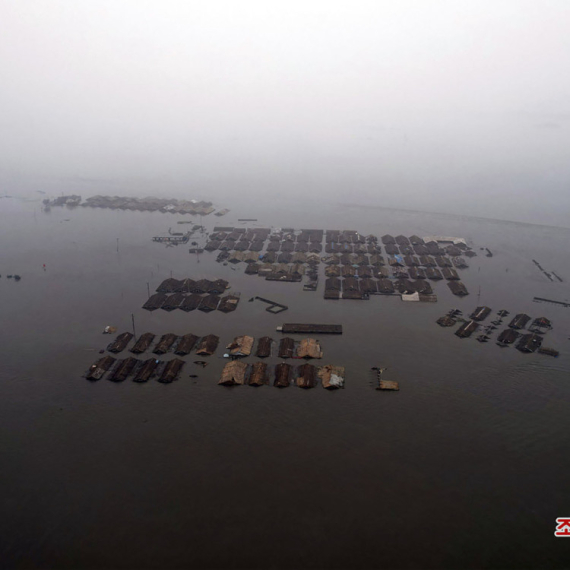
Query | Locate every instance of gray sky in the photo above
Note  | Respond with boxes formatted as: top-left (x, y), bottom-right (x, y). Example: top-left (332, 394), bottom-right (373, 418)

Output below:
top-left (1, 1), bottom-right (569, 224)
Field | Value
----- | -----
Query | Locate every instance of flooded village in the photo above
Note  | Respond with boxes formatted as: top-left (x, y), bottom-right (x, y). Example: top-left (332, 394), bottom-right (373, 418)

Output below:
top-left (3, 188), bottom-right (570, 570)
top-left (4, 5), bottom-right (570, 568)
top-left (65, 195), bottom-right (566, 393)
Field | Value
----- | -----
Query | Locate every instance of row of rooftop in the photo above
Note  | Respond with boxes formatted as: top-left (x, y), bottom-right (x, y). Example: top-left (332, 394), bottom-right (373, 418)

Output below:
top-left (218, 361), bottom-right (344, 388)
top-left (143, 292), bottom-right (239, 312)
top-left (106, 332), bottom-right (327, 360)
top-left (209, 228), bottom-right (469, 247)
top-left (206, 239), bottom-right (469, 257)
top-left (87, 355), bottom-right (345, 389)
top-left (44, 195), bottom-right (221, 215)
top-left (228, 252), bottom-right (466, 269)
top-left (205, 236), bottom-right (471, 258)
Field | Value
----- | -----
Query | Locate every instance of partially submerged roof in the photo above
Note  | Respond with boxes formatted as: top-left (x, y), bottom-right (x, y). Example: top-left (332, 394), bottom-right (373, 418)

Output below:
top-left (255, 336), bottom-right (273, 358)
top-left (278, 337), bottom-right (295, 358)
top-left (470, 306), bottom-right (492, 321)
top-left (297, 338), bottom-right (323, 359)
top-left (455, 320), bottom-right (478, 338)
top-left (249, 362), bottom-right (269, 386)
top-left (508, 313), bottom-right (531, 330)
top-left (219, 361), bottom-right (248, 385)
top-left (196, 334), bottom-right (219, 355)
top-left (274, 363), bottom-right (291, 387)
top-left (516, 333), bottom-right (543, 353)
top-left (319, 365), bottom-right (345, 389)
top-left (296, 364), bottom-right (318, 389)
top-left (226, 335), bottom-right (254, 357)
top-left (497, 328), bottom-right (519, 344)
top-left (448, 281), bottom-right (469, 296)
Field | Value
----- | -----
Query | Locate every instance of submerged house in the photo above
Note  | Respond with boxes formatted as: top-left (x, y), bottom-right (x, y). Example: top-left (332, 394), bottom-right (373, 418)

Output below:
top-left (162, 293), bottom-right (184, 311)
top-left (516, 333), bottom-right (543, 353)
top-left (508, 314), bottom-right (531, 330)
top-left (447, 281), bottom-right (468, 296)
top-left (192, 279), bottom-right (211, 294)
top-left (195, 334), bottom-right (219, 356)
top-left (208, 279), bottom-right (229, 294)
top-left (198, 294), bottom-right (220, 312)
top-left (255, 337), bottom-right (273, 358)
top-left (153, 333), bottom-right (178, 354)
top-left (278, 337), bottom-right (296, 358)
top-left (226, 335), bottom-right (254, 357)
top-left (325, 277), bottom-right (341, 291)
top-left (248, 362), bottom-right (269, 386)
top-left (296, 364), bottom-right (318, 389)
top-left (174, 334), bottom-right (199, 355)
top-left (529, 317), bottom-right (552, 333)
top-left (180, 294), bottom-right (202, 311)
top-left (455, 320), bottom-right (478, 338)
top-left (217, 294), bottom-right (240, 313)
top-left (297, 338), bottom-right (323, 359)
top-left (342, 277), bottom-right (359, 292)
top-left (158, 359), bottom-right (185, 384)
top-left (359, 278), bottom-right (377, 293)
top-left (377, 279), bottom-right (395, 294)
top-left (143, 293), bottom-right (167, 311)
top-left (274, 363), bottom-right (291, 387)
top-left (497, 329), bottom-right (519, 346)
top-left (442, 268), bottom-right (460, 280)
top-left (156, 278), bottom-right (182, 293)
top-left (318, 365), bottom-right (345, 389)
top-left (470, 306), bottom-right (492, 322)
top-left (218, 361), bottom-right (248, 385)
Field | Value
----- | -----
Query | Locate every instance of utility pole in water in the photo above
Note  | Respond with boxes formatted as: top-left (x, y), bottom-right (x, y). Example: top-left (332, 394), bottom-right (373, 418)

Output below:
top-left (131, 313), bottom-right (136, 339)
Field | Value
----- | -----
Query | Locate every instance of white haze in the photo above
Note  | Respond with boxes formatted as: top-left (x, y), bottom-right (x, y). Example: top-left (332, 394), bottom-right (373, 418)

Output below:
top-left (1, 1), bottom-right (569, 226)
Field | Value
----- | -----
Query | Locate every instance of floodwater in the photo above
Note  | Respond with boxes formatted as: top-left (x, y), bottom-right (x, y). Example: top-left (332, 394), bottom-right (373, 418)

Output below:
top-left (1, 193), bottom-right (570, 569)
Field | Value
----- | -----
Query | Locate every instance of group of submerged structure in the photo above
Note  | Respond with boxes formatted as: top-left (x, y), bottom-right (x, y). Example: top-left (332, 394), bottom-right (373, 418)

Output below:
top-left (81, 195), bottom-right (218, 215)
top-left (218, 361), bottom-right (345, 389)
top-left (222, 336), bottom-right (324, 360)
top-left (143, 277), bottom-right (240, 313)
top-left (88, 329), bottom-right (345, 386)
top-left (438, 306), bottom-right (558, 356)
top-left (86, 356), bottom-right (186, 383)
top-left (86, 331), bottom-right (222, 383)
top-left (104, 331), bottom-right (220, 356)
top-left (200, 228), bottom-right (472, 299)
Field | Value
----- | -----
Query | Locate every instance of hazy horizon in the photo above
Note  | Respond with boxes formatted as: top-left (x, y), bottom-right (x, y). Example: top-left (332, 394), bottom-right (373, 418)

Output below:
top-left (1, 1), bottom-right (569, 226)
